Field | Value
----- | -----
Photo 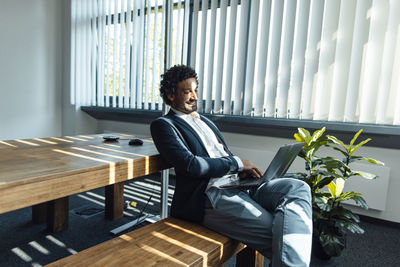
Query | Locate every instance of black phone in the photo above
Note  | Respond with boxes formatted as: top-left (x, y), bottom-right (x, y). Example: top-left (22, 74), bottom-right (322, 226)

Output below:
top-left (103, 136), bottom-right (120, 142)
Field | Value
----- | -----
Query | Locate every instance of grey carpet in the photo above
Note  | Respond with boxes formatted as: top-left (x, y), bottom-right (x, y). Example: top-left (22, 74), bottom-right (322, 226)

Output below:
top-left (0, 174), bottom-right (399, 267)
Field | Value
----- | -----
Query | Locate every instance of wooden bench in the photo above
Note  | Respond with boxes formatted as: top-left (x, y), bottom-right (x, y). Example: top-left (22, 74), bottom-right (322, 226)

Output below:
top-left (45, 217), bottom-right (264, 266)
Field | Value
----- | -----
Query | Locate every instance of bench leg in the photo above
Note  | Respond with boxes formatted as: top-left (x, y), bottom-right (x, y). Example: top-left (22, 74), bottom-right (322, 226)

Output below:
top-left (236, 247), bottom-right (264, 267)
top-left (105, 182), bottom-right (124, 220)
top-left (32, 203), bottom-right (47, 224)
top-left (47, 196), bottom-right (69, 232)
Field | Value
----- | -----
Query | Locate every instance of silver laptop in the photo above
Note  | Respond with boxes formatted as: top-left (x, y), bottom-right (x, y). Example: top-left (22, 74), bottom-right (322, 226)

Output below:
top-left (220, 142), bottom-right (304, 189)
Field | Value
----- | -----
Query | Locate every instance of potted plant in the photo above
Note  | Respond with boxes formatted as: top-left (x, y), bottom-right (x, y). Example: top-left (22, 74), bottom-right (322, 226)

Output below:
top-left (288, 127), bottom-right (384, 259)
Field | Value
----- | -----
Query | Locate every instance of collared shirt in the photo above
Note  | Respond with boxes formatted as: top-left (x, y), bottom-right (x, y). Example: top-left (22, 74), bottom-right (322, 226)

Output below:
top-left (170, 108), bottom-right (243, 196)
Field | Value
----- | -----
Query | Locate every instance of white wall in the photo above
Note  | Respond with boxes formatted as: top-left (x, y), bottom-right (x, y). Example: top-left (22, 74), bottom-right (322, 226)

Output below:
top-left (0, 0), bottom-right (97, 141)
top-left (0, 0), bottom-right (65, 140)
top-left (60, 0), bottom-right (98, 136)
top-left (98, 120), bottom-right (400, 223)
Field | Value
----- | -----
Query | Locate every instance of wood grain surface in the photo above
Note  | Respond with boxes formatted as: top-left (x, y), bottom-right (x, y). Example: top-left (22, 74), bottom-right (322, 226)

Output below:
top-left (45, 217), bottom-right (248, 267)
top-left (0, 133), bottom-right (169, 214)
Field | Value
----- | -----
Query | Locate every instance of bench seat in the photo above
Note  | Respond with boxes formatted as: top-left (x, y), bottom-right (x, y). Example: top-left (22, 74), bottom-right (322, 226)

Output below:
top-left (45, 217), bottom-right (264, 266)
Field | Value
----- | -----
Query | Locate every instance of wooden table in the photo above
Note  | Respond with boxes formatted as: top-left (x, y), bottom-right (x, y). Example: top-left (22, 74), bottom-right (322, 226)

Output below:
top-left (0, 133), bottom-right (169, 232)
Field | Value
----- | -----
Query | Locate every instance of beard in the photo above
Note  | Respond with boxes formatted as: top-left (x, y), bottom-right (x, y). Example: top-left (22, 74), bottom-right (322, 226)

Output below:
top-left (185, 100), bottom-right (197, 112)
top-left (174, 100), bottom-right (197, 114)
top-left (171, 99), bottom-right (197, 114)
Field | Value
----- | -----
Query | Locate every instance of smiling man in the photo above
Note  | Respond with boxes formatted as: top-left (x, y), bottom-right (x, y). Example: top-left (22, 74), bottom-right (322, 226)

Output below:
top-left (150, 65), bottom-right (313, 267)
top-left (167, 75), bottom-right (198, 113)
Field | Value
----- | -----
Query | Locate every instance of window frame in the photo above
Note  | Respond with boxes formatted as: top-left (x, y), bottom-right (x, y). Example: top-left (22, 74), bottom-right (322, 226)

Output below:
top-left (81, 106), bottom-right (400, 150)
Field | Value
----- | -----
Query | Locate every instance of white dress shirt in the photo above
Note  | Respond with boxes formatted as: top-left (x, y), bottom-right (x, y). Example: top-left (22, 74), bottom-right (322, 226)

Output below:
top-left (170, 108), bottom-right (243, 190)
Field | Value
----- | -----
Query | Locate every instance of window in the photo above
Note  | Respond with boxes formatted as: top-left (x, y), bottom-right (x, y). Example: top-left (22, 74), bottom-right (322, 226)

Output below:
top-left (70, 0), bottom-right (188, 110)
top-left (71, 0), bottom-right (400, 126)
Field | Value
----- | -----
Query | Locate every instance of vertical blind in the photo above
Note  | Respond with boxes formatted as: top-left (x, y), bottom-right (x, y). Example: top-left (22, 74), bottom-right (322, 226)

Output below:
top-left (71, 0), bottom-right (400, 126)
top-left (70, 0), bottom-right (187, 110)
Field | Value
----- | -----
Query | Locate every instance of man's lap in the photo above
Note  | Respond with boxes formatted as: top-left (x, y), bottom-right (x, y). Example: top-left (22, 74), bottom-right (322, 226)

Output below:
top-left (202, 188), bottom-right (274, 250)
top-left (201, 178), bottom-right (310, 252)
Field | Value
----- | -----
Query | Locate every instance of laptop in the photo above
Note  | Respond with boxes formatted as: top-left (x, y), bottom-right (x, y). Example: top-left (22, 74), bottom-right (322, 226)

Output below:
top-left (220, 142), bottom-right (304, 189)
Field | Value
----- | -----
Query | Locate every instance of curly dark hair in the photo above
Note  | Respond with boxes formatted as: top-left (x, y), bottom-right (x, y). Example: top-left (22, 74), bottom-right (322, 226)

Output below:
top-left (160, 65), bottom-right (198, 105)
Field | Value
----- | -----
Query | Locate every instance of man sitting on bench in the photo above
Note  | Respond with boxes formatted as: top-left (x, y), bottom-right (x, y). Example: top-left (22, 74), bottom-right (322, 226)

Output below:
top-left (150, 65), bottom-right (312, 267)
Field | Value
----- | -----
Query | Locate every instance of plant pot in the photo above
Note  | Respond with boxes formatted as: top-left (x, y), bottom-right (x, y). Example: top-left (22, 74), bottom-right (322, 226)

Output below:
top-left (312, 235), bottom-right (332, 260)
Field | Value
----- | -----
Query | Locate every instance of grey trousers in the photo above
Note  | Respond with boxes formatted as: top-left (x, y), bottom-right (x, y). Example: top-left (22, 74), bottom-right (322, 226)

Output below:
top-left (202, 178), bottom-right (312, 267)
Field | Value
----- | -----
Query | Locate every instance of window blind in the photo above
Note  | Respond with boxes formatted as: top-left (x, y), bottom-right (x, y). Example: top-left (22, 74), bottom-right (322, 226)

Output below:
top-left (70, 0), bottom-right (187, 109)
top-left (222, 0), bottom-right (238, 115)
top-left (287, 0), bottom-right (310, 119)
top-left (71, 0), bottom-right (400, 126)
top-left (189, 0), bottom-right (400, 125)
top-left (213, 0), bottom-right (228, 114)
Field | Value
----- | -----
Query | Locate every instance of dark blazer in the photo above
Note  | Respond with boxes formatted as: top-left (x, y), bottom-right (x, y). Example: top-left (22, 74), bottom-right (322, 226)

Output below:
top-left (150, 110), bottom-right (239, 223)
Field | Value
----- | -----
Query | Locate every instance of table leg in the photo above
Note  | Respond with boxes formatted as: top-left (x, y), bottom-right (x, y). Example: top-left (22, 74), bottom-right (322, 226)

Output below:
top-left (32, 203), bottom-right (47, 224)
top-left (161, 169), bottom-right (169, 219)
top-left (236, 247), bottom-right (264, 267)
top-left (47, 196), bottom-right (69, 232)
top-left (105, 182), bottom-right (124, 220)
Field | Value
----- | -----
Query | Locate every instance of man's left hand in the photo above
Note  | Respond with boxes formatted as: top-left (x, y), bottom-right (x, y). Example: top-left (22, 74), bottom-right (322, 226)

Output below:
top-left (239, 159), bottom-right (263, 179)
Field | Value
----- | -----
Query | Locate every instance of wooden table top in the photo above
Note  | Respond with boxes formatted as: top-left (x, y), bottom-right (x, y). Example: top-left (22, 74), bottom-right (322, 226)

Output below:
top-left (0, 133), bottom-right (169, 214)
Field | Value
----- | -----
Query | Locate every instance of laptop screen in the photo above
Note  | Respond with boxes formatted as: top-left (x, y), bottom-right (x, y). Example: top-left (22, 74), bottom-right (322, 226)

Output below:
top-left (262, 142), bottom-right (304, 181)
top-left (219, 142), bottom-right (304, 189)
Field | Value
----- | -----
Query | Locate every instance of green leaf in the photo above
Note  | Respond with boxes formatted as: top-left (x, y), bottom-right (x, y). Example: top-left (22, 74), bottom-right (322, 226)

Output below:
top-left (320, 157), bottom-right (349, 170)
top-left (349, 129), bottom-right (363, 149)
top-left (326, 144), bottom-right (349, 157)
top-left (327, 181), bottom-right (336, 198)
top-left (352, 195), bottom-right (369, 209)
top-left (308, 140), bottom-right (329, 158)
top-left (315, 177), bottom-right (336, 190)
top-left (357, 157), bottom-right (385, 165)
top-left (335, 193), bottom-right (368, 209)
top-left (305, 161), bottom-right (311, 171)
top-left (316, 170), bottom-right (339, 177)
top-left (327, 178), bottom-right (345, 198)
top-left (319, 232), bottom-right (346, 257)
top-left (297, 149), bottom-right (309, 161)
top-left (310, 158), bottom-right (322, 166)
top-left (349, 138), bottom-right (371, 156)
top-left (298, 128), bottom-right (312, 144)
top-left (347, 156), bottom-right (363, 164)
top-left (336, 191), bottom-right (362, 202)
top-left (327, 135), bottom-right (348, 151)
top-left (315, 191), bottom-right (332, 198)
top-left (310, 127), bottom-right (326, 144)
top-left (351, 170), bottom-right (377, 180)
top-left (335, 178), bottom-right (345, 196)
top-left (309, 173), bottom-right (323, 189)
top-left (336, 220), bottom-right (365, 234)
top-left (294, 133), bottom-right (304, 143)
top-left (312, 210), bottom-right (326, 221)
top-left (331, 206), bottom-right (360, 222)
top-left (314, 195), bottom-right (332, 212)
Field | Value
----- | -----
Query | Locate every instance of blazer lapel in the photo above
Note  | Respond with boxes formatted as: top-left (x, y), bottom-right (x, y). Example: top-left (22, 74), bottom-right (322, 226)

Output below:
top-left (167, 110), bottom-right (209, 155)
